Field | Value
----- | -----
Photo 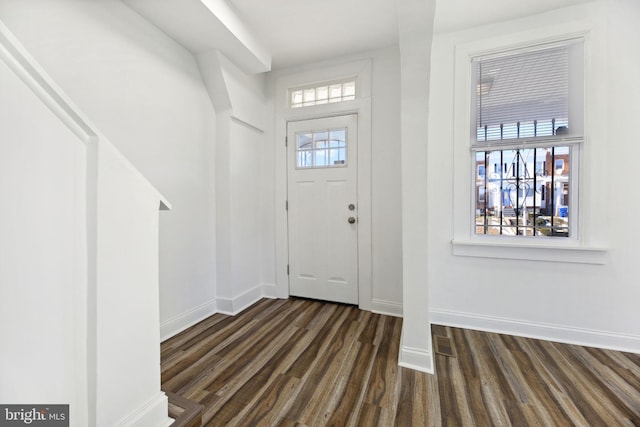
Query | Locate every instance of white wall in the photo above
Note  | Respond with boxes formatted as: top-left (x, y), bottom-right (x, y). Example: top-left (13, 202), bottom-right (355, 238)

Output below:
top-left (601, 0), bottom-right (640, 341)
top-left (427, 0), bottom-right (640, 352)
top-left (226, 119), bottom-right (264, 303)
top-left (369, 47), bottom-right (404, 311)
top-left (0, 0), bottom-right (218, 337)
top-left (0, 47), bottom-right (88, 424)
top-left (198, 52), bottom-right (268, 314)
top-left (214, 113), bottom-right (266, 314)
top-left (95, 142), bottom-right (170, 427)
top-left (219, 58), bottom-right (267, 309)
top-left (0, 18), bottom-right (172, 425)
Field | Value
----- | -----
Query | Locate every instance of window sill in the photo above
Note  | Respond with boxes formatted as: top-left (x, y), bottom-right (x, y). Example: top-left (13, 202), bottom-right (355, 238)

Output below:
top-left (451, 239), bottom-right (608, 265)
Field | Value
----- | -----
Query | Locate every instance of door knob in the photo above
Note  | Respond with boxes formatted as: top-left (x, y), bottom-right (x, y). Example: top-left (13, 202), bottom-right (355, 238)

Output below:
top-left (348, 217), bottom-right (356, 224)
top-left (348, 203), bottom-right (356, 211)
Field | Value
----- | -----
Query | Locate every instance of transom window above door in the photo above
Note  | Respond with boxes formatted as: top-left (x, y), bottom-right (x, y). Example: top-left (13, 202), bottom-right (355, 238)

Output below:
top-left (296, 128), bottom-right (347, 168)
top-left (290, 80), bottom-right (356, 108)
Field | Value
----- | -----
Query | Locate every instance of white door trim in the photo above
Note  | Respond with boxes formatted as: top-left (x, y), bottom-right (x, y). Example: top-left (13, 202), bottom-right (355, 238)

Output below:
top-left (287, 115), bottom-right (359, 304)
top-left (273, 58), bottom-right (372, 311)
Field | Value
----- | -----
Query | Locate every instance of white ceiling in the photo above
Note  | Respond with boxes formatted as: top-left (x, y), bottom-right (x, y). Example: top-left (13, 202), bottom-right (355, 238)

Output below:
top-left (123, 0), bottom-right (592, 73)
top-left (227, 0), bottom-right (399, 69)
top-left (123, 0), bottom-right (272, 73)
top-left (434, 0), bottom-right (595, 33)
top-left (123, 0), bottom-right (399, 73)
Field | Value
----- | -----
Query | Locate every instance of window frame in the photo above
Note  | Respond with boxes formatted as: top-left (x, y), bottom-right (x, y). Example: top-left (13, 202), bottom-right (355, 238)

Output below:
top-left (447, 18), bottom-right (608, 264)
top-left (289, 79), bottom-right (357, 109)
top-left (469, 40), bottom-right (583, 240)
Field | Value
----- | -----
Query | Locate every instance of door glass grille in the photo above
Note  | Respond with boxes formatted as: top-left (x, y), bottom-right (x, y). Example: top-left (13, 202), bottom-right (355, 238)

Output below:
top-left (296, 128), bottom-right (347, 169)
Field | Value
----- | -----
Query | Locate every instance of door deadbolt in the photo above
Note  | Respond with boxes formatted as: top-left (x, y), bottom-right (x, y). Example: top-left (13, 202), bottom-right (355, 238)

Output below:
top-left (348, 217), bottom-right (357, 224)
top-left (348, 203), bottom-right (356, 211)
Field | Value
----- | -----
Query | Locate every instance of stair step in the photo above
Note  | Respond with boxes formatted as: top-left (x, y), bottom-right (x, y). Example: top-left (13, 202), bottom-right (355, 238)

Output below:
top-left (166, 391), bottom-right (203, 427)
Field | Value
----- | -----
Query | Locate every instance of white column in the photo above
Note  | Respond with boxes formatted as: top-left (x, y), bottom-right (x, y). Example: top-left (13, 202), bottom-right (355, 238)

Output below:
top-left (397, 0), bottom-right (436, 373)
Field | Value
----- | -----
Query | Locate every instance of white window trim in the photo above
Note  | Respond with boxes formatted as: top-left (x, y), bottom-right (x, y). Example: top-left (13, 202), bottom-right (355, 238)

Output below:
top-left (450, 13), bottom-right (609, 265)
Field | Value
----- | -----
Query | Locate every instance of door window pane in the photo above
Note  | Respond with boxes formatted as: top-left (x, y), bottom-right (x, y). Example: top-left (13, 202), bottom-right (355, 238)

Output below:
top-left (330, 130), bottom-right (346, 147)
top-left (297, 133), bottom-right (313, 149)
top-left (296, 128), bottom-right (348, 169)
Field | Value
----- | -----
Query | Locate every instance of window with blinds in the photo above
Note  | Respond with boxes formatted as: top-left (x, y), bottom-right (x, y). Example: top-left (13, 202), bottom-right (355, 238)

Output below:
top-left (471, 40), bottom-right (584, 238)
top-left (473, 40), bottom-right (583, 144)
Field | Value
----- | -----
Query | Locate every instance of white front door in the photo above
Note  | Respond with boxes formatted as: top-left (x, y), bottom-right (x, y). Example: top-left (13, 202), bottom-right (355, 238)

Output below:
top-left (287, 115), bottom-right (358, 304)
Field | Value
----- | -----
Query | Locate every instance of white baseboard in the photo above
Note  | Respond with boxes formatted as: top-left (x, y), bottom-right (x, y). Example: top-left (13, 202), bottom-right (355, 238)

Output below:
top-left (262, 283), bottom-right (278, 299)
top-left (160, 298), bottom-right (217, 341)
top-left (430, 309), bottom-right (640, 354)
top-left (398, 345), bottom-right (434, 374)
top-left (398, 328), bottom-right (434, 374)
top-left (161, 284), bottom-right (279, 341)
top-left (113, 391), bottom-right (172, 427)
top-left (217, 284), bottom-right (264, 315)
top-left (371, 299), bottom-right (403, 317)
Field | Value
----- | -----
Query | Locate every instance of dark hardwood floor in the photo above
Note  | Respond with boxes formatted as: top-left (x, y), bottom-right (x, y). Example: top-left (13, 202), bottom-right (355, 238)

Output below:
top-left (161, 298), bottom-right (640, 426)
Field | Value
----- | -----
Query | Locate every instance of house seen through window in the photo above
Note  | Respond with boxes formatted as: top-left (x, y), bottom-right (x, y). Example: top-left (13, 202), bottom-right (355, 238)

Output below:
top-left (472, 40), bottom-right (584, 237)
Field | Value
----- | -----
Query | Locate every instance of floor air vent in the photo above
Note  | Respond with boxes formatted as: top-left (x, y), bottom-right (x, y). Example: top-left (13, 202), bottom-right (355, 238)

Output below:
top-left (434, 335), bottom-right (455, 358)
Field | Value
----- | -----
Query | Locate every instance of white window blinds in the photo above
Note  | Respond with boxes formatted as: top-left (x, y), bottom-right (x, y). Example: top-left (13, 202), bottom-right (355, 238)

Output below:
top-left (474, 41), bottom-right (582, 143)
